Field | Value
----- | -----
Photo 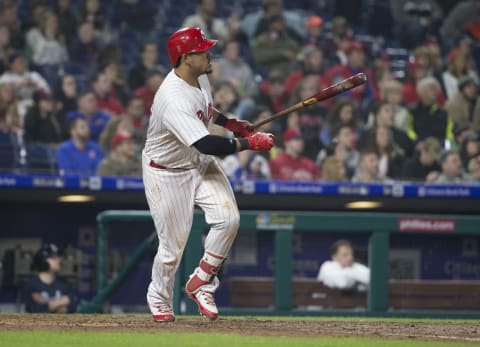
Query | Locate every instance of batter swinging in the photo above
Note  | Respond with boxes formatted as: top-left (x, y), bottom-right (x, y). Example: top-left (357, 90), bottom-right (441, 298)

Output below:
top-left (142, 27), bottom-right (274, 322)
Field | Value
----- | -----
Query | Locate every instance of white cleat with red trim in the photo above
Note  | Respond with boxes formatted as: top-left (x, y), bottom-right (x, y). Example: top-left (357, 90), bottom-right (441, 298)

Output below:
top-left (187, 289), bottom-right (218, 320)
top-left (148, 303), bottom-right (175, 322)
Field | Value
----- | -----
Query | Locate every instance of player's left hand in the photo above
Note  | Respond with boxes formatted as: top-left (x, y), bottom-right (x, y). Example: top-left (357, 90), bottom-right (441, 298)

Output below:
top-left (225, 118), bottom-right (255, 138)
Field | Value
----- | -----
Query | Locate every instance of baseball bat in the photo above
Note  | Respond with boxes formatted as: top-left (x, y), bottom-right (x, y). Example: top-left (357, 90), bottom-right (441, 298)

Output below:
top-left (252, 72), bottom-right (367, 129)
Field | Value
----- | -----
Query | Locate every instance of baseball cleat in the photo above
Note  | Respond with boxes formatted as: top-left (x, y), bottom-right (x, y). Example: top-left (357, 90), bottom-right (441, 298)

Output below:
top-left (148, 303), bottom-right (175, 322)
top-left (187, 290), bottom-right (218, 320)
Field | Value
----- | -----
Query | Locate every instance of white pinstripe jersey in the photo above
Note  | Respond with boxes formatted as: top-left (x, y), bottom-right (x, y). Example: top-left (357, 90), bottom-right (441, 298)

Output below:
top-left (143, 70), bottom-right (214, 169)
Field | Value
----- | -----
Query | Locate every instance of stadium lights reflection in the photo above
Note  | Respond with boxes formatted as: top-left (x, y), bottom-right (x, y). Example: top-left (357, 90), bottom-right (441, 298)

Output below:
top-left (57, 195), bottom-right (95, 203)
top-left (345, 201), bottom-right (383, 209)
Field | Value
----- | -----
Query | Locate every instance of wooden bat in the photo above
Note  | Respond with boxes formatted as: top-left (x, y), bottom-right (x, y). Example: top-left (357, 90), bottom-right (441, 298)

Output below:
top-left (252, 72), bottom-right (367, 129)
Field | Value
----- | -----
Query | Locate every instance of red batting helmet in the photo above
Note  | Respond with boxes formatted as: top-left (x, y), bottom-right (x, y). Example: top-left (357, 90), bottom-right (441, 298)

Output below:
top-left (166, 27), bottom-right (217, 67)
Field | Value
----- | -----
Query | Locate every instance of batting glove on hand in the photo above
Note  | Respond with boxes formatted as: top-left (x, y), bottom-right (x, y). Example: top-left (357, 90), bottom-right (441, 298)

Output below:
top-left (246, 132), bottom-right (275, 151)
top-left (225, 118), bottom-right (255, 138)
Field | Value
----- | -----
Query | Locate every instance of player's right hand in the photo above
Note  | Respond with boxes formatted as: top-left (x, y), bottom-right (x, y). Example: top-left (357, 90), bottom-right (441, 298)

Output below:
top-left (246, 132), bottom-right (275, 151)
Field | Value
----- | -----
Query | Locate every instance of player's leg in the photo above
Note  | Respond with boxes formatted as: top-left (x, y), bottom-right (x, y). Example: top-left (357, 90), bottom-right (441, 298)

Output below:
top-left (143, 160), bottom-right (196, 321)
top-left (186, 160), bottom-right (240, 319)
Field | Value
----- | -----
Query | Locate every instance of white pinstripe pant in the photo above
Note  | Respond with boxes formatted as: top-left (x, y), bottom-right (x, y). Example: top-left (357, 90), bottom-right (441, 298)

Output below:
top-left (142, 155), bottom-right (240, 306)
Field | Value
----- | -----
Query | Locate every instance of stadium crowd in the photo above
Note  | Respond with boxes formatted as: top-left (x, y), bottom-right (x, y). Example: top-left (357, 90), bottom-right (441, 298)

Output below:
top-left (0, 0), bottom-right (480, 183)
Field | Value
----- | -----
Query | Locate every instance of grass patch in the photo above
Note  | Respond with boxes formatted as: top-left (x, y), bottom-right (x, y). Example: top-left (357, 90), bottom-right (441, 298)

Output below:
top-left (0, 331), bottom-right (474, 347)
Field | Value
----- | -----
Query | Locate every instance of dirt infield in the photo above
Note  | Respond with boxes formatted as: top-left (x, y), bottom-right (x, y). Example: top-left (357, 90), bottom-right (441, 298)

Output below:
top-left (0, 314), bottom-right (479, 343)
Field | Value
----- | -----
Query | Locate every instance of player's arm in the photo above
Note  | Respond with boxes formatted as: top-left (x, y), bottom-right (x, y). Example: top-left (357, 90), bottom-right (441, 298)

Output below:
top-left (213, 109), bottom-right (254, 138)
top-left (193, 133), bottom-right (274, 155)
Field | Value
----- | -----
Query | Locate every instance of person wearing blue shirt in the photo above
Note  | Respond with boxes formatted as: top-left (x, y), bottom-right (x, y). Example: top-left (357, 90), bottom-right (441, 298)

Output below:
top-left (56, 114), bottom-right (103, 176)
top-left (66, 91), bottom-right (111, 142)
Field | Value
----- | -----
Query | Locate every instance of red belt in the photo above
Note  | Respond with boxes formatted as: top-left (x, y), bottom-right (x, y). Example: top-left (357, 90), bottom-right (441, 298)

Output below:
top-left (149, 161), bottom-right (192, 171)
top-left (149, 160), bottom-right (168, 169)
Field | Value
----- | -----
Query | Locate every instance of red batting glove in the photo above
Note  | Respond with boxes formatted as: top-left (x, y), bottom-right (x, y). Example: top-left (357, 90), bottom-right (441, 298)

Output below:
top-left (225, 118), bottom-right (255, 138)
top-left (246, 132), bottom-right (275, 151)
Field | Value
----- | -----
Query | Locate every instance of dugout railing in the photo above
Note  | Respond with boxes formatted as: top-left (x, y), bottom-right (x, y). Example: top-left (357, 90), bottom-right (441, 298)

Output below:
top-left (79, 210), bottom-right (480, 318)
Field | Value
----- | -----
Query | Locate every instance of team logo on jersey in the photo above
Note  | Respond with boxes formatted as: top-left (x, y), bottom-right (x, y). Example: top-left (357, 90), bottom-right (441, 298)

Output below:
top-left (196, 103), bottom-right (213, 126)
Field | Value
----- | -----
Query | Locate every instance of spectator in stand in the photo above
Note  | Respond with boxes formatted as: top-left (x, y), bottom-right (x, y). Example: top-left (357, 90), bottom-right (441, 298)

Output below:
top-left (0, 25), bottom-right (15, 74)
top-left (406, 77), bottom-right (453, 144)
top-left (128, 41), bottom-right (160, 91)
top-left (351, 150), bottom-right (386, 182)
top-left (211, 79), bottom-right (240, 136)
top-left (303, 15), bottom-right (324, 47)
top-left (68, 21), bottom-right (99, 65)
top-left (361, 101), bottom-right (414, 157)
top-left (371, 51), bottom-right (393, 98)
top-left (23, 0), bottom-right (49, 38)
top-left (251, 14), bottom-right (300, 72)
top-left (0, 83), bottom-right (23, 134)
top-left (182, 0), bottom-right (231, 43)
top-left (321, 156), bottom-right (347, 182)
top-left (79, 0), bottom-right (111, 44)
top-left (0, 2), bottom-right (24, 50)
top-left (289, 74), bottom-right (327, 161)
top-left (317, 239), bottom-right (369, 291)
top-left (66, 90), bottom-right (111, 142)
top-left (423, 37), bottom-right (444, 75)
top-left (24, 90), bottom-right (69, 144)
top-left (22, 243), bottom-right (79, 313)
top-left (379, 79), bottom-right (409, 133)
top-left (459, 132), bottom-right (480, 168)
top-left (255, 69), bottom-right (288, 117)
top-left (402, 59), bottom-right (429, 107)
top-left (54, 0), bottom-right (78, 47)
top-left (97, 131), bottom-right (141, 176)
top-left (390, 0), bottom-right (443, 50)
top-left (54, 74), bottom-right (77, 115)
top-left (269, 128), bottom-right (320, 181)
top-left (320, 98), bottom-right (361, 146)
top-left (0, 51), bottom-right (51, 98)
top-left (102, 60), bottom-right (130, 106)
top-left (134, 68), bottom-right (165, 116)
top-left (244, 0), bottom-right (304, 44)
top-left (322, 41), bottom-right (375, 113)
top-left (284, 45), bottom-right (326, 97)
top-left (222, 150), bottom-right (271, 180)
top-left (363, 126), bottom-right (405, 179)
top-left (122, 96), bottom-right (148, 149)
top-left (56, 113), bottom-right (103, 175)
top-left (0, 81), bottom-right (14, 132)
top-left (401, 136), bottom-right (442, 181)
top-left (112, 0), bottom-right (156, 33)
top-left (98, 117), bottom-right (130, 153)
top-left (91, 69), bottom-right (125, 117)
top-left (441, 47), bottom-right (478, 100)
top-left (26, 11), bottom-right (69, 66)
top-left (321, 125), bottom-right (359, 179)
top-left (434, 150), bottom-right (473, 183)
top-left (467, 155), bottom-right (480, 181)
top-left (440, 0), bottom-right (480, 49)
top-left (446, 76), bottom-right (480, 131)
top-left (322, 16), bottom-right (353, 66)
top-left (216, 39), bottom-right (258, 99)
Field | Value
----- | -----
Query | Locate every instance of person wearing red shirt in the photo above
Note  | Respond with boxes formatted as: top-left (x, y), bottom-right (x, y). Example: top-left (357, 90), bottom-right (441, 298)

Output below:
top-left (269, 128), bottom-right (321, 181)
top-left (134, 68), bottom-right (166, 116)
top-left (322, 42), bottom-right (376, 108)
top-left (91, 70), bottom-right (125, 116)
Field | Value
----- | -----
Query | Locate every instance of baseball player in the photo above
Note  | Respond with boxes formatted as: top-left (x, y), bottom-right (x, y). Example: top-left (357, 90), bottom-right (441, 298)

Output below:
top-left (142, 27), bottom-right (274, 322)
